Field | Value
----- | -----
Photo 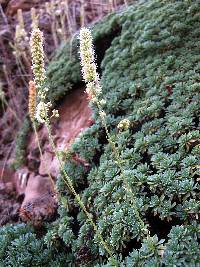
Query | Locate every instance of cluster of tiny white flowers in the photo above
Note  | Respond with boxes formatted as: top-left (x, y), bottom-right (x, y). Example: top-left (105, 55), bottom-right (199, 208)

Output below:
top-left (30, 28), bottom-right (59, 124)
top-left (79, 28), bottom-right (103, 102)
top-left (35, 101), bottom-right (59, 123)
top-left (80, 29), bottom-right (95, 80)
top-left (35, 101), bottom-right (51, 123)
top-left (99, 110), bottom-right (106, 119)
top-left (51, 109), bottom-right (59, 118)
top-left (30, 28), bottom-right (46, 90)
top-left (117, 119), bottom-right (131, 131)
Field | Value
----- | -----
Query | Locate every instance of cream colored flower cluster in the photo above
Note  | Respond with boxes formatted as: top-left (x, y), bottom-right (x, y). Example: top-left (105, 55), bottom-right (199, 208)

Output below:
top-left (117, 119), bottom-right (130, 131)
top-left (29, 28), bottom-right (59, 123)
top-left (30, 28), bottom-right (46, 93)
top-left (35, 101), bottom-right (51, 123)
top-left (79, 28), bottom-right (102, 102)
top-left (80, 28), bottom-right (130, 134)
top-left (28, 81), bottom-right (36, 122)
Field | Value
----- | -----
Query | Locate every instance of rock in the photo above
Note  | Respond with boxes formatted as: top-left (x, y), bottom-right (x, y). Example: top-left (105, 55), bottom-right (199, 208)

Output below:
top-left (28, 88), bottom-right (93, 178)
top-left (0, 163), bottom-right (15, 184)
top-left (0, 197), bottom-right (20, 226)
top-left (0, 163), bottom-right (27, 196)
top-left (0, 163), bottom-right (21, 226)
top-left (27, 146), bottom-right (40, 171)
top-left (39, 150), bottom-right (59, 177)
top-left (19, 174), bottom-right (57, 226)
top-left (0, 166), bottom-right (57, 226)
top-left (56, 88), bottom-right (93, 148)
top-left (0, 88), bottom-right (93, 226)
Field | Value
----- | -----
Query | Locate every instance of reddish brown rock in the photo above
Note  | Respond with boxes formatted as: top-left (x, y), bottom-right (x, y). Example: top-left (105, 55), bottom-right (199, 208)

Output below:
top-left (38, 150), bottom-right (59, 177)
top-left (0, 163), bottom-right (15, 184)
top-left (0, 88), bottom-right (93, 226)
top-left (0, 164), bottom-right (29, 196)
top-left (28, 88), bottom-right (93, 178)
top-left (0, 164), bottom-right (21, 225)
top-left (57, 88), bottom-right (92, 147)
top-left (19, 88), bottom-right (92, 225)
top-left (19, 174), bottom-right (57, 226)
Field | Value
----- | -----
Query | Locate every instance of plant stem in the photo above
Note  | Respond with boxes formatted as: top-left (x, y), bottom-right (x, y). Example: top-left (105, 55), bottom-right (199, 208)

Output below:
top-left (44, 115), bottom-right (118, 266)
top-left (96, 100), bottom-right (149, 238)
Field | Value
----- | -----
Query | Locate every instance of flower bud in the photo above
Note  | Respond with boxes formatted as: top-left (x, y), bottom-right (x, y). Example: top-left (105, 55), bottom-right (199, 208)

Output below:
top-left (117, 119), bottom-right (130, 131)
top-left (28, 81), bottom-right (36, 122)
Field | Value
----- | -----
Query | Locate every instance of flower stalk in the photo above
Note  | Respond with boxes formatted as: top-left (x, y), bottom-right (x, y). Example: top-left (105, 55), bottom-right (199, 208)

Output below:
top-left (29, 27), bottom-right (118, 265)
top-left (28, 80), bottom-right (55, 190)
top-left (28, 80), bottom-right (36, 122)
top-left (79, 27), bottom-right (149, 238)
top-left (30, 28), bottom-right (46, 93)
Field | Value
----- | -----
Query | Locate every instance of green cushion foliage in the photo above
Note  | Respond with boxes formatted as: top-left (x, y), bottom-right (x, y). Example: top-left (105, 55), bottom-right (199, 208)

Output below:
top-left (5, 0), bottom-right (200, 266)
top-left (0, 223), bottom-right (72, 266)
top-left (56, 0), bottom-right (200, 265)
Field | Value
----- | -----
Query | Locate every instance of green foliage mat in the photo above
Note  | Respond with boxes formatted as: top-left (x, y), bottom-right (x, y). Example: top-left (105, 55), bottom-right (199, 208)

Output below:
top-left (4, 0), bottom-right (200, 266)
